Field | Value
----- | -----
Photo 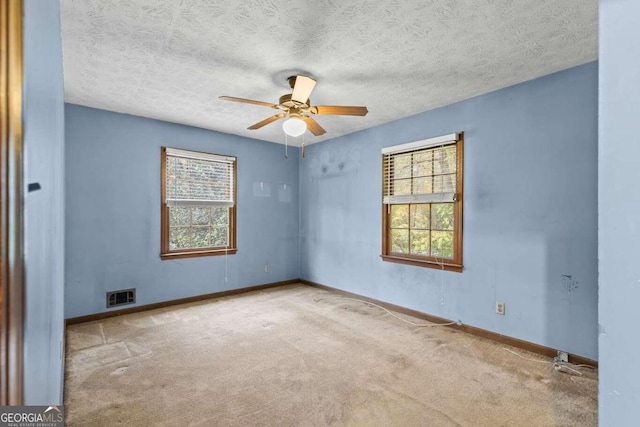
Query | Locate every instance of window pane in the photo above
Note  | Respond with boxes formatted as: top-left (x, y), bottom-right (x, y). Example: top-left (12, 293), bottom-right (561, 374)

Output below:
top-left (167, 155), bottom-right (232, 202)
top-left (390, 205), bottom-right (409, 228)
top-left (412, 177), bottom-right (432, 194)
top-left (169, 207), bottom-right (190, 226)
top-left (169, 226), bottom-right (190, 250)
top-left (433, 146), bottom-right (456, 175)
top-left (212, 207), bottom-right (229, 226)
top-left (212, 226), bottom-right (229, 247)
top-left (431, 231), bottom-right (454, 259)
top-left (410, 204), bottom-right (430, 229)
top-left (413, 152), bottom-right (432, 177)
top-left (191, 226), bottom-right (210, 248)
top-left (393, 154), bottom-right (412, 179)
top-left (192, 207), bottom-right (211, 225)
top-left (169, 207), bottom-right (232, 250)
top-left (432, 203), bottom-right (454, 230)
top-left (433, 173), bottom-right (456, 193)
top-left (391, 229), bottom-right (409, 254)
top-left (443, 173), bottom-right (456, 193)
top-left (410, 230), bottom-right (430, 255)
top-left (393, 178), bottom-right (411, 195)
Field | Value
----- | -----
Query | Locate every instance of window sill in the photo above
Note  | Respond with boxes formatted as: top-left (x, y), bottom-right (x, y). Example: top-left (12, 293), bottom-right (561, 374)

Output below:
top-left (161, 248), bottom-right (237, 260)
top-left (381, 255), bottom-right (463, 272)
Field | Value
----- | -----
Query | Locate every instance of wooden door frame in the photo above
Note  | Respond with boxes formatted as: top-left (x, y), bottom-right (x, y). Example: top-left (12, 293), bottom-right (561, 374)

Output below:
top-left (1, 0), bottom-right (24, 406)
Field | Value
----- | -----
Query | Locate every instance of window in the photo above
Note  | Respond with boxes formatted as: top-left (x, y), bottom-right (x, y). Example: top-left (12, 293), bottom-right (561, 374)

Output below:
top-left (381, 133), bottom-right (463, 272)
top-left (161, 147), bottom-right (237, 259)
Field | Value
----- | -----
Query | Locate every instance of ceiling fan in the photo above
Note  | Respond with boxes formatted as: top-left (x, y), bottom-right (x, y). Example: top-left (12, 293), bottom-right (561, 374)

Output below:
top-left (219, 75), bottom-right (368, 137)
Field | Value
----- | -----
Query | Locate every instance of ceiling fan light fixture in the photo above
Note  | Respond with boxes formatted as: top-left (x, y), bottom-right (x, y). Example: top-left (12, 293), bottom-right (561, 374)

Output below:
top-left (282, 117), bottom-right (306, 137)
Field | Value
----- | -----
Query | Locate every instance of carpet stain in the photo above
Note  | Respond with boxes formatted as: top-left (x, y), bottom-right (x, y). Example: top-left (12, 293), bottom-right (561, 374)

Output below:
top-left (110, 367), bottom-right (128, 376)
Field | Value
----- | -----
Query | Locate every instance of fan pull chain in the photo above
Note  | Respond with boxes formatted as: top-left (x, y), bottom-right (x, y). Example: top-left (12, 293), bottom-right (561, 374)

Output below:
top-left (301, 133), bottom-right (306, 159)
top-left (285, 134), bottom-right (288, 158)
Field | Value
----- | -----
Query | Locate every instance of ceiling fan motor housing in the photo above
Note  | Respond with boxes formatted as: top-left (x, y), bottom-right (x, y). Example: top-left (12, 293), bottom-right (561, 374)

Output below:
top-left (278, 94), bottom-right (310, 110)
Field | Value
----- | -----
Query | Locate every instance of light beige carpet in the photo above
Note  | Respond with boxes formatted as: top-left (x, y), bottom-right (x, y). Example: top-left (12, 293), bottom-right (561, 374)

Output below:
top-left (65, 284), bottom-right (597, 426)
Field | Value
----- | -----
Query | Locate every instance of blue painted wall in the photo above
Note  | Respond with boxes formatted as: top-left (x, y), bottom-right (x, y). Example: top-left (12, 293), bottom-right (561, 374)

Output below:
top-left (65, 105), bottom-right (299, 318)
top-left (599, 0), bottom-right (640, 423)
top-left (300, 62), bottom-right (598, 360)
top-left (23, 0), bottom-right (66, 404)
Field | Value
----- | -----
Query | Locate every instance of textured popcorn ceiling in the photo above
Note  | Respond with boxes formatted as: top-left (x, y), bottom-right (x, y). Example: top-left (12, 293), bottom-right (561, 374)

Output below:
top-left (60, 0), bottom-right (598, 146)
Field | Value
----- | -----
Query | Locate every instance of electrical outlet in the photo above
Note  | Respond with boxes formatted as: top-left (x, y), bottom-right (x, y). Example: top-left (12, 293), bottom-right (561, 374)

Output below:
top-left (264, 264), bottom-right (270, 273)
top-left (496, 301), bottom-right (505, 315)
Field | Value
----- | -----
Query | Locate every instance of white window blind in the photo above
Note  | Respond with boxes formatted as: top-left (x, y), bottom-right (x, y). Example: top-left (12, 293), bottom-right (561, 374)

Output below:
top-left (383, 134), bottom-right (458, 205)
top-left (165, 148), bottom-right (235, 207)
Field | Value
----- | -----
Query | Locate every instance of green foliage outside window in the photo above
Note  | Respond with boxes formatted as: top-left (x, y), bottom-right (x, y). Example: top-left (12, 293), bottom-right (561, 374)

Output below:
top-left (169, 206), bottom-right (229, 250)
top-left (390, 203), bottom-right (454, 259)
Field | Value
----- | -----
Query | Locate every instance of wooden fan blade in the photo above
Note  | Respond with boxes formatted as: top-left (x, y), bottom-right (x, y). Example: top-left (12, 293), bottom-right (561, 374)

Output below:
top-left (219, 96), bottom-right (277, 108)
top-left (248, 113), bottom-right (286, 130)
top-left (291, 76), bottom-right (317, 104)
top-left (310, 105), bottom-right (368, 116)
top-left (302, 116), bottom-right (326, 136)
